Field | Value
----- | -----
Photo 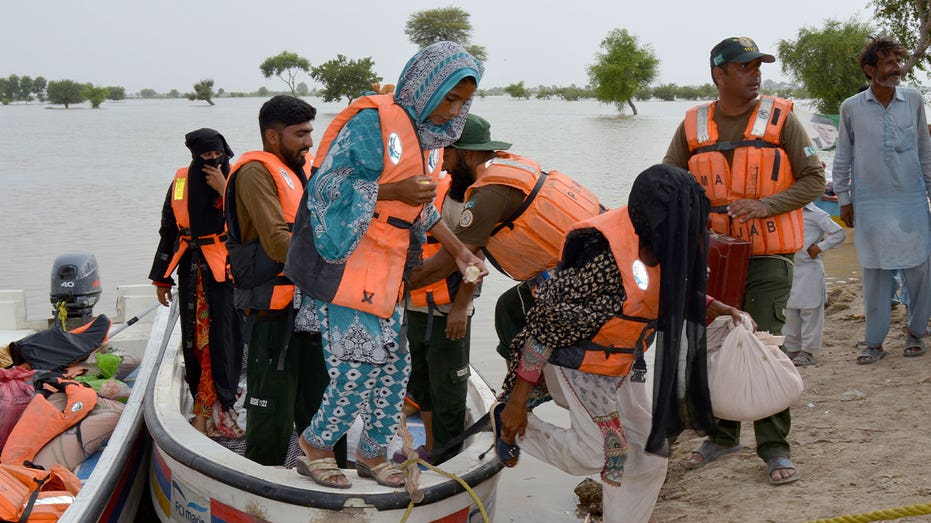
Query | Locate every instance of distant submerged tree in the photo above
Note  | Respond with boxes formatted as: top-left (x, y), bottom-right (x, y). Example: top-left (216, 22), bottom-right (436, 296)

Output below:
top-left (106, 86), bottom-right (126, 101)
top-left (33, 76), bottom-right (47, 101)
top-left (17, 76), bottom-right (34, 102)
top-left (187, 79), bottom-right (215, 105)
top-left (778, 17), bottom-right (873, 114)
top-left (404, 7), bottom-right (488, 62)
top-left (296, 82), bottom-right (310, 96)
top-left (81, 84), bottom-right (110, 108)
top-left (46, 79), bottom-right (85, 108)
top-left (503, 81), bottom-right (530, 99)
top-left (587, 28), bottom-right (659, 115)
top-left (311, 55), bottom-right (382, 104)
top-left (139, 88), bottom-right (158, 99)
top-left (873, 0), bottom-right (931, 78)
top-left (260, 51), bottom-right (311, 95)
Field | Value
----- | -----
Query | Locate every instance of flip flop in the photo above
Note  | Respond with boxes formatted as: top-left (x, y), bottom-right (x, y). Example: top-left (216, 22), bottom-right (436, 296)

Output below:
top-left (766, 456), bottom-right (800, 485)
top-left (490, 402), bottom-right (520, 467)
top-left (685, 440), bottom-right (743, 470)
top-left (904, 334), bottom-right (926, 357)
top-left (856, 344), bottom-right (887, 365)
top-left (295, 456), bottom-right (352, 489)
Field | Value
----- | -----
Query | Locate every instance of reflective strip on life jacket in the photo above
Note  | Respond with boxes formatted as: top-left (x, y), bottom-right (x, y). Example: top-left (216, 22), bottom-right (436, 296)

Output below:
top-left (163, 167), bottom-right (230, 283)
top-left (0, 462), bottom-right (81, 522)
top-left (684, 96), bottom-right (804, 255)
top-left (547, 207), bottom-right (660, 377)
top-left (465, 152), bottom-right (604, 281)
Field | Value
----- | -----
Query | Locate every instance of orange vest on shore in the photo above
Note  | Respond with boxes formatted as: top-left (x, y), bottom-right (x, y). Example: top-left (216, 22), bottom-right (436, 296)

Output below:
top-left (287, 94), bottom-right (441, 318)
top-left (547, 208), bottom-right (659, 377)
top-left (226, 151), bottom-right (305, 311)
top-left (163, 167), bottom-right (229, 282)
top-left (408, 173), bottom-right (458, 308)
top-left (465, 152), bottom-right (603, 281)
top-left (684, 96), bottom-right (804, 255)
top-left (1, 377), bottom-right (98, 466)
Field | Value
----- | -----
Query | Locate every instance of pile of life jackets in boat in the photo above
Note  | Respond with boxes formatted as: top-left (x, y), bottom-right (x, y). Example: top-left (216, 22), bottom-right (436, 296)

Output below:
top-left (0, 315), bottom-right (139, 522)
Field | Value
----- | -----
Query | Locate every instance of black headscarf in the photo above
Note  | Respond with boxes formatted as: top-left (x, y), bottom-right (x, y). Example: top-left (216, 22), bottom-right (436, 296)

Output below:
top-left (184, 128), bottom-right (233, 236)
top-left (627, 164), bottom-right (715, 456)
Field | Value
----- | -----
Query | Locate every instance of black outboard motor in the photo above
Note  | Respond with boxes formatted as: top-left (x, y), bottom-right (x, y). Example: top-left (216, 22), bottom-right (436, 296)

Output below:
top-left (49, 252), bottom-right (101, 330)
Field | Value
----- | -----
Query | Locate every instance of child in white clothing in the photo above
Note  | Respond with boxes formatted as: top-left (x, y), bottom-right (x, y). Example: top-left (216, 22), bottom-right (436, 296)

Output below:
top-left (783, 203), bottom-right (847, 366)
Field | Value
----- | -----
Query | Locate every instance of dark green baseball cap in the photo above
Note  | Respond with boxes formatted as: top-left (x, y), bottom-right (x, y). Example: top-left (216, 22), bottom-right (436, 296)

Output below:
top-left (710, 36), bottom-right (775, 70)
top-left (451, 114), bottom-right (512, 151)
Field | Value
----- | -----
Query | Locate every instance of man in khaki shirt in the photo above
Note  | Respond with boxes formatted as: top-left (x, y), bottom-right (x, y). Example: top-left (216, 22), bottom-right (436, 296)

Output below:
top-left (224, 95), bottom-right (338, 466)
top-left (663, 37), bottom-right (824, 486)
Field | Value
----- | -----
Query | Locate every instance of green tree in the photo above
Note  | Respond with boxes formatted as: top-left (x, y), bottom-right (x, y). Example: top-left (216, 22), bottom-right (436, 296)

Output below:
top-left (81, 84), bottom-right (109, 108)
top-left (504, 81), bottom-right (530, 99)
top-left (404, 7), bottom-right (487, 62)
top-left (168, 89), bottom-right (181, 98)
top-left (256, 86), bottom-right (269, 97)
top-left (106, 86), bottom-right (126, 101)
top-left (873, 0), bottom-right (931, 77)
top-left (296, 82), bottom-right (309, 96)
top-left (587, 29), bottom-right (659, 114)
top-left (778, 18), bottom-right (873, 114)
top-left (4, 75), bottom-right (19, 103)
top-left (139, 88), bottom-right (158, 99)
top-left (652, 83), bottom-right (678, 101)
top-left (0, 78), bottom-right (7, 104)
top-left (46, 79), bottom-right (85, 108)
top-left (310, 54), bottom-right (382, 104)
top-left (17, 76), bottom-right (34, 102)
top-left (260, 51), bottom-right (311, 95)
top-left (187, 79), bottom-right (215, 105)
top-left (33, 77), bottom-right (47, 101)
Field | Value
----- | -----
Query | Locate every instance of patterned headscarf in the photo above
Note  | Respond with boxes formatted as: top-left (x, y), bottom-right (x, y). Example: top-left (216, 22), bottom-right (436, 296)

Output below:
top-left (394, 41), bottom-right (484, 150)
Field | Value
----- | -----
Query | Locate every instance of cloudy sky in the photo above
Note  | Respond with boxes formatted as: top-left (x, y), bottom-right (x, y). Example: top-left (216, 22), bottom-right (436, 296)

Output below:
top-left (3, 0), bottom-right (876, 94)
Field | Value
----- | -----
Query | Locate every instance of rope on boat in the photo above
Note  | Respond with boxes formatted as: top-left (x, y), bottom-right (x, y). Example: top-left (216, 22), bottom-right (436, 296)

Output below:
top-left (806, 502), bottom-right (931, 523)
top-left (396, 412), bottom-right (491, 523)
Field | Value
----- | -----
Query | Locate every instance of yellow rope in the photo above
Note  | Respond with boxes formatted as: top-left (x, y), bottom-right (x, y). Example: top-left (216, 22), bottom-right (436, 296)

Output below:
top-left (807, 502), bottom-right (931, 523)
top-left (398, 457), bottom-right (491, 523)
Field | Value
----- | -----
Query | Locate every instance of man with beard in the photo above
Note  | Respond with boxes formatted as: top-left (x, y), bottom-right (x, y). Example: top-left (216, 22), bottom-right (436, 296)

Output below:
top-left (833, 36), bottom-right (931, 363)
top-left (413, 113), bottom-right (603, 359)
top-left (149, 128), bottom-right (242, 437)
top-left (224, 95), bottom-right (330, 465)
top-left (663, 36), bottom-right (825, 485)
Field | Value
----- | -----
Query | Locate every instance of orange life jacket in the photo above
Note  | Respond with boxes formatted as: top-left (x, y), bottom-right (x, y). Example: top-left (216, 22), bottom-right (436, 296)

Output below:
top-left (408, 173), bottom-right (459, 308)
top-left (1, 377), bottom-right (98, 466)
top-left (225, 151), bottom-right (306, 311)
top-left (464, 152), bottom-right (603, 281)
top-left (0, 462), bottom-right (81, 522)
top-left (163, 167), bottom-right (229, 283)
top-left (287, 94), bottom-right (441, 318)
top-left (684, 96), bottom-right (804, 255)
top-left (547, 207), bottom-right (660, 378)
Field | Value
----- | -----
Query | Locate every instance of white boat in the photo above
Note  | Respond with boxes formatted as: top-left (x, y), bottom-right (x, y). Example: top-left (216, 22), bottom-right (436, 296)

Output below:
top-left (144, 322), bottom-right (505, 522)
top-left (0, 281), bottom-right (179, 523)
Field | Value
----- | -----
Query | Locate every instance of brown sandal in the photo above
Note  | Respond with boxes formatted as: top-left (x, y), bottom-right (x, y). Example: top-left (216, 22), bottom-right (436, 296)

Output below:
top-left (296, 457), bottom-right (352, 489)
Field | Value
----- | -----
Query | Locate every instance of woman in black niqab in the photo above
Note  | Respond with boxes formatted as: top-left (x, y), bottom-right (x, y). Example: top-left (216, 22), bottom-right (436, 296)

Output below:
top-left (627, 164), bottom-right (716, 456)
top-left (183, 128), bottom-right (233, 236)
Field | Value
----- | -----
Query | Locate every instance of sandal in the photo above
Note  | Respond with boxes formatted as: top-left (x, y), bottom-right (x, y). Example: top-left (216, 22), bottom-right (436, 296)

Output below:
top-left (356, 460), bottom-right (406, 487)
top-left (295, 456), bottom-right (352, 489)
top-left (791, 351), bottom-right (817, 367)
top-left (685, 440), bottom-right (742, 470)
top-left (856, 344), bottom-right (886, 365)
top-left (490, 402), bottom-right (520, 467)
top-left (766, 456), bottom-right (800, 485)
top-left (904, 334), bottom-right (926, 357)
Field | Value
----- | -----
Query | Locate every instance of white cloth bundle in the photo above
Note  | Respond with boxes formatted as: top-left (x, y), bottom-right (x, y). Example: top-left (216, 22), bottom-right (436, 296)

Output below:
top-left (706, 313), bottom-right (804, 422)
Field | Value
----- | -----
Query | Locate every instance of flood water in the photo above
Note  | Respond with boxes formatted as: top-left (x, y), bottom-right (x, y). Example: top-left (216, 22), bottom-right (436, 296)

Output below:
top-left (0, 95), bottom-right (848, 521)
